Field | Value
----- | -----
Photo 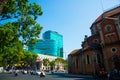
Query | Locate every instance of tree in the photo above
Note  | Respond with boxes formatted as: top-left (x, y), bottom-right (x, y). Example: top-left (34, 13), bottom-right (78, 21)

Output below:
top-left (49, 60), bottom-right (55, 71)
top-left (55, 58), bottom-right (64, 70)
top-left (1, 0), bottom-right (43, 46)
top-left (0, 25), bottom-right (23, 68)
top-left (64, 59), bottom-right (68, 70)
top-left (43, 58), bottom-right (50, 70)
top-left (0, 0), bottom-right (6, 14)
top-left (43, 58), bottom-right (50, 67)
top-left (20, 51), bottom-right (38, 69)
top-left (0, 0), bottom-right (43, 68)
top-left (55, 58), bottom-right (68, 71)
top-left (55, 58), bottom-right (64, 63)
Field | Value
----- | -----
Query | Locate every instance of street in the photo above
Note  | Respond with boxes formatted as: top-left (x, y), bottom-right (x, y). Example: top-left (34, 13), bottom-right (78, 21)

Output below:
top-left (0, 72), bottom-right (93, 80)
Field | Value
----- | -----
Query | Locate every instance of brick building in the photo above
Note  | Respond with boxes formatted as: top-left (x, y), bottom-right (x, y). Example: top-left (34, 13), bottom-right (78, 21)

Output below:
top-left (68, 6), bottom-right (120, 75)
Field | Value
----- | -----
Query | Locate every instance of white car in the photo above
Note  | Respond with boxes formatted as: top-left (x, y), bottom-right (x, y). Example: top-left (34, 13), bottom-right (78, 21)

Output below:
top-left (36, 70), bottom-right (41, 75)
top-left (24, 70), bottom-right (27, 74)
top-left (22, 70), bottom-right (27, 74)
top-left (40, 71), bottom-right (46, 77)
top-left (30, 70), bottom-right (36, 75)
top-left (9, 69), bottom-right (13, 73)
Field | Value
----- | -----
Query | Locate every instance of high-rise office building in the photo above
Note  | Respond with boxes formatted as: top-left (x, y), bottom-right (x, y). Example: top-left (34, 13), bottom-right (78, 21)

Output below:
top-left (29, 30), bottom-right (63, 57)
top-left (43, 31), bottom-right (63, 57)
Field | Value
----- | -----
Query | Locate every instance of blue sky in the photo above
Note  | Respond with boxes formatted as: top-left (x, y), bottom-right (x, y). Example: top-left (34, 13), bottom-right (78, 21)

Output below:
top-left (34, 0), bottom-right (119, 58)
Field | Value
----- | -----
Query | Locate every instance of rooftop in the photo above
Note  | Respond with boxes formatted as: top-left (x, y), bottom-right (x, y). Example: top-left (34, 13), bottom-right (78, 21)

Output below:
top-left (90, 5), bottom-right (120, 29)
top-left (68, 49), bottom-right (81, 55)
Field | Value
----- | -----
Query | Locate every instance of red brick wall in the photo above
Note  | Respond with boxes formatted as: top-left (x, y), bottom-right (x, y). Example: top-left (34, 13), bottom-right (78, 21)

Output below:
top-left (68, 9), bottom-right (120, 75)
top-left (83, 50), bottom-right (93, 74)
top-left (101, 19), bottom-right (119, 44)
top-left (105, 44), bottom-right (120, 70)
top-left (100, 14), bottom-right (120, 72)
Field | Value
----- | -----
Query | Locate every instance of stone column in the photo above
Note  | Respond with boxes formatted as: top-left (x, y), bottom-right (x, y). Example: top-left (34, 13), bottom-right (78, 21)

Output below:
top-left (114, 19), bottom-right (120, 40)
top-left (81, 50), bottom-right (85, 74)
top-left (97, 24), bottom-right (110, 73)
top-left (92, 52), bottom-right (95, 75)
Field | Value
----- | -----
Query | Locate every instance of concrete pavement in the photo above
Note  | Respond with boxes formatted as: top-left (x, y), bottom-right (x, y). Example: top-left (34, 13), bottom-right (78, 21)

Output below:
top-left (0, 72), bottom-right (94, 80)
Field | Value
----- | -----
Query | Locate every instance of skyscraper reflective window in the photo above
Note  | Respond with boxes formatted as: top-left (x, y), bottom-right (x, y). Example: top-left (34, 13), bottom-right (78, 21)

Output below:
top-left (29, 30), bottom-right (63, 57)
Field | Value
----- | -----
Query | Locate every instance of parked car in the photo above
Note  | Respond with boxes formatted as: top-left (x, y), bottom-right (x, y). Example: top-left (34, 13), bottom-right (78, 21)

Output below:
top-left (22, 70), bottom-right (27, 74)
top-left (36, 70), bottom-right (41, 75)
top-left (30, 70), bottom-right (36, 75)
top-left (40, 71), bottom-right (45, 77)
top-left (9, 69), bottom-right (13, 73)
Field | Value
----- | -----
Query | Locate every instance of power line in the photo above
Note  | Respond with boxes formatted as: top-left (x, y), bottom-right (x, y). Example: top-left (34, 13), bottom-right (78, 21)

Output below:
top-left (100, 0), bottom-right (105, 13)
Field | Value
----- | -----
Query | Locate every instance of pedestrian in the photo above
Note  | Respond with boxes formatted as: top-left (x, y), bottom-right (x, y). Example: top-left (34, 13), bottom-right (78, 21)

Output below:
top-left (114, 68), bottom-right (118, 75)
top-left (100, 68), bottom-right (106, 80)
top-left (107, 73), bottom-right (110, 80)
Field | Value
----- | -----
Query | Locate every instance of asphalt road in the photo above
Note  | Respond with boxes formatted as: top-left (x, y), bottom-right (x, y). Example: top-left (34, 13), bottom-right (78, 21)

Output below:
top-left (0, 72), bottom-right (94, 80)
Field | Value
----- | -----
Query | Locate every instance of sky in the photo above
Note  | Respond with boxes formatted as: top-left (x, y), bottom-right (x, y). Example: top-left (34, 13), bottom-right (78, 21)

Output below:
top-left (33, 0), bottom-right (120, 58)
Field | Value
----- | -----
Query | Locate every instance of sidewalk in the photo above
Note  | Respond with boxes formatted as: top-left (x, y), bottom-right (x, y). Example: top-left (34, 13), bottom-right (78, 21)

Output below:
top-left (66, 73), bottom-right (93, 78)
top-left (54, 72), bottom-right (93, 79)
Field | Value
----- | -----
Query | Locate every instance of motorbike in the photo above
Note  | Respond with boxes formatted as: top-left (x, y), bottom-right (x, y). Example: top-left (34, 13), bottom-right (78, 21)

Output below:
top-left (40, 72), bottom-right (45, 77)
top-left (14, 70), bottom-right (18, 76)
top-left (15, 72), bottom-right (18, 76)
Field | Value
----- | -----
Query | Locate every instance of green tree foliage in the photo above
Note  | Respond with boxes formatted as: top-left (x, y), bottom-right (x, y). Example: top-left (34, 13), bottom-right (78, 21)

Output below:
top-left (43, 58), bottom-right (50, 66)
top-left (63, 59), bottom-right (68, 70)
top-left (49, 60), bottom-right (55, 70)
top-left (0, 0), bottom-right (6, 14)
top-left (55, 58), bottom-right (68, 70)
top-left (1, 0), bottom-right (43, 46)
top-left (55, 57), bottom-right (64, 63)
top-left (43, 58), bottom-right (50, 67)
top-left (21, 51), bottom-right (38, 68)
top-left (0, 0), bottom-right (43, 67)
top-left (0, 23), bottom-right (23, 67)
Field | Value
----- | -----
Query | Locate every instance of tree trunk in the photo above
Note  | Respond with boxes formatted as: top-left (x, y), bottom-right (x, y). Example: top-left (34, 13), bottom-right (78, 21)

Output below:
top-left (0, 0), bottom-right (5, 15)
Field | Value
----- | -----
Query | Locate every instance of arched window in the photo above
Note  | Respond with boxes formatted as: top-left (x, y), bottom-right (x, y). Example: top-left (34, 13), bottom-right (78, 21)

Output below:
top-left (97, 54), bottom-right (101, 64)
top-left (86, 55), bottom-right (90, 64)
top-left (105, 25), bottom-right (112, 32)
top-left (76, 58), bottom-right (78, 68)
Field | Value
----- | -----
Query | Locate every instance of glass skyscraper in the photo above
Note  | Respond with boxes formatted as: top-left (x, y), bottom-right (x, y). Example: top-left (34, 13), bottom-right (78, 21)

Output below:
top-left (29, 30), bottom-right (63, 57)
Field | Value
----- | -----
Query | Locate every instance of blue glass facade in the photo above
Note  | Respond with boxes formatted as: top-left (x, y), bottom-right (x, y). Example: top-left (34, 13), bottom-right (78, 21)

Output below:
top-left (29, 30), bottom-right (63, 57)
